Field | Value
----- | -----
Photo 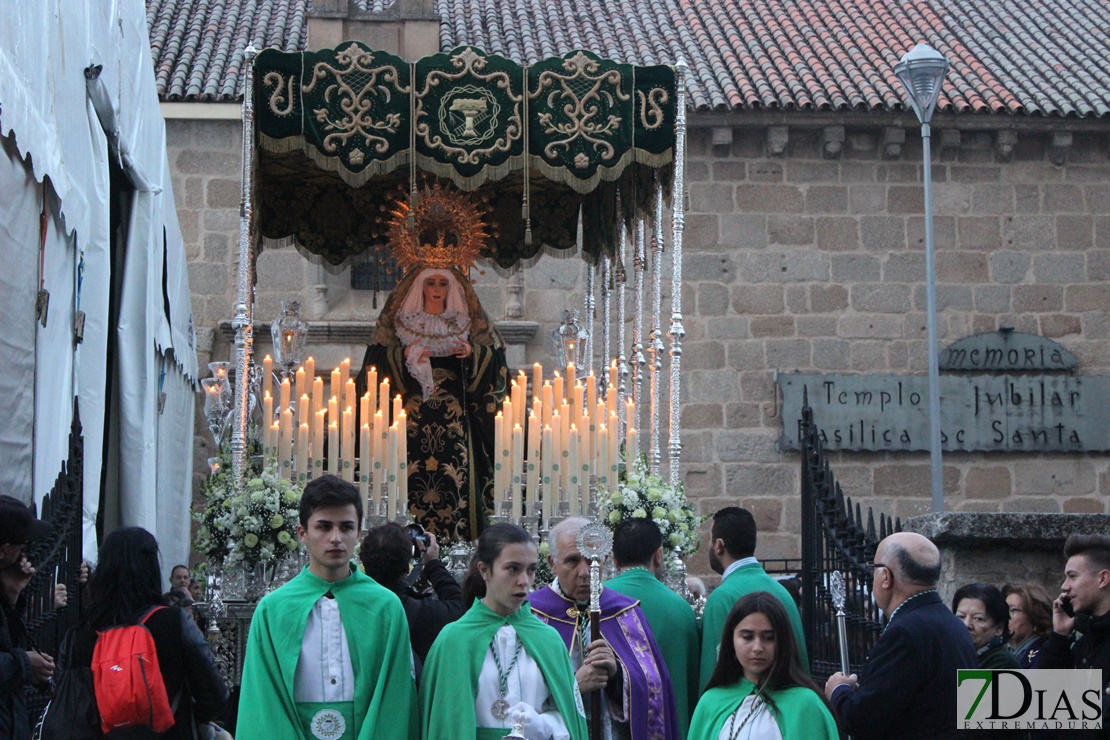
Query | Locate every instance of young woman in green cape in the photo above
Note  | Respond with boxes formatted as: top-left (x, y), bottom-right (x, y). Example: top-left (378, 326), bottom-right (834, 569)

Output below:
top-left (420, 523), bottom-right (588, 740)
top-left (690, 592), bottom-right (840, 739)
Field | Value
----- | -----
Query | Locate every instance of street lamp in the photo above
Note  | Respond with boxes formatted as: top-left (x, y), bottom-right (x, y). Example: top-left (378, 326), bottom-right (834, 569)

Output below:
top-left (895, 43), bottom-right (949, 513)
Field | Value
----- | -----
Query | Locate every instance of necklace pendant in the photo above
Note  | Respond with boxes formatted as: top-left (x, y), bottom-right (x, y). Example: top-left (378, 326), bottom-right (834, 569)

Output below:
top-left (491, 698), bottom-right (511, 721)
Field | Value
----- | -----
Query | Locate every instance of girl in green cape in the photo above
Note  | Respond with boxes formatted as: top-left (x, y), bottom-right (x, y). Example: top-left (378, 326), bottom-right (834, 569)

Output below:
top-left (420, 523), bottom-right (587, 740)
top-left (690, 592), bottom-right (840, 739)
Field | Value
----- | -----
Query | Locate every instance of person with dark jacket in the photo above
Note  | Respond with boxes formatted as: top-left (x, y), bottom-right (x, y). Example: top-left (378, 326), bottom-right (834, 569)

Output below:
top-left (58, 527), bottom-right (228, 739)
top-left (824, 532), bottom-right (978, 740)
top-left (0, 495), bottom-right (53, 739)
top-left (359, 523), bottom-right (464, 672)
top-left (1037, 533), bottom-right (1110, 739)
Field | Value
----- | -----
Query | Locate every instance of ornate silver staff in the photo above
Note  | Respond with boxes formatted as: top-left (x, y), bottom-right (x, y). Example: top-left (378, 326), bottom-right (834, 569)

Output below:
top-left (576, 521), bottom-right (613, 740)
top-left (830, 570), bottom-right (851, 675)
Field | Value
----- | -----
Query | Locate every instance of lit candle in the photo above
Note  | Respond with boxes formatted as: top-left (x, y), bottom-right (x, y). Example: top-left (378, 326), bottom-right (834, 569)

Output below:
top-left (567, 425), bottom-right (579, 516)
top-left (541, 424), bottom-right (554, 523)
top-left (541, 382), bottom-right (553, 428)
top-left (298, 393), bottom-right (310, 432)
top-left (328, 396), bottom-right (339, 437)
top-left (375, 410), bottom-right (386, 507)
top-left (328, 421), bottom-right (339, 477)
top-left (627, 426), bottom-right (638, 461)
top-left (387, 423), bottom-right (399, 518)
top-left (280, 408), bottom-right (293, 480)
top-left (606, 385), bottom-right (617, 425)
top-left (397, 410), bottom-right (408, 518)
top-left (503, 397), bottom-right (513, 441)
top-left (572, 381), bottom-right (585, 428)
top-left (360, 393), bottom-right (371, 431)
top-left (366, 367), bottom-right (378, 420)
top-left (263, 392), bottom-right (274, 449)
top-left (609, 410), bottom-right (619, 478)
top-left (494, 412), bottom-right (506, 507)
top-left (296, 423), bottom-right (309, 484)
top-left (586, 372), bottom-right (597, 417)
top-left (303, 357), bottom-right (315, 389)
top-left (340, 357), bottom-right (351, 384)
top-left (344, 379), bottom-right (357, 428)
top-left (552, 410), bottom-right (566, 497)
top-left (312, 376), bottom-right (324, 425)
top-left (342, 407), bottom-right (353, 480)
top-left (295, 367), bottom-right (306, 412)
top-left (597, 423), bottom-right (609, 488)
top-left (314, 410), bottom-right (326, 473)
top-left (512, 424), bottom-right (524, 517)
top-left (566, 362), bottom-right (575, 393)
top-left (270, 422), bottom-right (280, 470)
top-left (393, 393), bottom-right (402, 424)
top-left (626, 398), bottom-right (636, 437)
top-left (608, 359), bottom-right (617, 391)
top-left (263, 355), bottom-right (273, 399)
top-left (379, 378), bottom-right (391, 425)
top-left (526, 411), bottom-right (540, 517)
top-left (330, 367), bottom-right (341, 409)
top-left (279, 378), bottom-right (291, 414)
top-left (553, 371), bottom-right (564, 405)
top-left (532, 362), bottom-right (543, 401)
top-left (360, 423), bottom-right (371, 502)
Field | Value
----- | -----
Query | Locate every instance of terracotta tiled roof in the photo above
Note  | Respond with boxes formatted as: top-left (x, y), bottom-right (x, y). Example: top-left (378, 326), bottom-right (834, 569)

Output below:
top-left (147, 0), bottom-right (1110, 118)
top-left (146, 0), bottom-right (307, 101)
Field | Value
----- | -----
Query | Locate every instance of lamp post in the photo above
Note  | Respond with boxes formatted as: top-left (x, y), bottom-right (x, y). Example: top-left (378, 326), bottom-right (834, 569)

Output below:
top-left (895, 43), bottom-right (949, 513)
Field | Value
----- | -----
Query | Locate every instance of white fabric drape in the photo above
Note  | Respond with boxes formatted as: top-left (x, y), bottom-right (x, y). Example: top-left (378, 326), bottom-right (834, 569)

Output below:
top-left (0, 136), bottom-right (39, 501)
top-left (0, 0), bottom-right (198, 563)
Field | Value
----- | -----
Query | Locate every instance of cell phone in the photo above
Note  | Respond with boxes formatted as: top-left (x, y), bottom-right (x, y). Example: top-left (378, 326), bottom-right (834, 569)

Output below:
top-left (1060, 596), bottom-right (1074, 617)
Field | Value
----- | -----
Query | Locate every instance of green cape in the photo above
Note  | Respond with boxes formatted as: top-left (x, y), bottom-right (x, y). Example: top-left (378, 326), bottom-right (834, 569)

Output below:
top-left (699, 563), bottom-right (809, 690)
top-left (420, 600), bottom-right (588, 740)
top-left (689, 679), bottom-right (839, 739)
top-left (605, 568), bottom-right (700, 739)
top-left (237, 566), bottom-right (418, 740)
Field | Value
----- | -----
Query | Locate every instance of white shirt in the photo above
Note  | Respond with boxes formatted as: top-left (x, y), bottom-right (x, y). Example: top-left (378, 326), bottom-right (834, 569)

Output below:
top-left (721, 557), bottom-right (759, 582)
top-left (293, 595), bottom-right (356, 702)
top-left (717, 694), bottom-right (782, 740)
top-left (475, 624), bottom-right (571, 740)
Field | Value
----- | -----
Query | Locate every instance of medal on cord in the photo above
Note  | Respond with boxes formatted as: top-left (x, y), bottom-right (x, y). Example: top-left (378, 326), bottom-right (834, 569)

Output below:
top-left (490, 633), bottom-right (524, 721)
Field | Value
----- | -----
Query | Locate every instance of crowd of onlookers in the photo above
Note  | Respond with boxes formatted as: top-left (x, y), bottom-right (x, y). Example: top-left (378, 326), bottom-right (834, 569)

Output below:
top-left (2, 484), bottom-right (1108, 739)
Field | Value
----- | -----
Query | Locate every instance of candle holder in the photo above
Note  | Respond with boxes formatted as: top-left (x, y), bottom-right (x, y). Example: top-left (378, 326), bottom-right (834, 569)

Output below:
top-left (271, 300), bottom-right (309, 380)
top-left (557, 499), bottom-right (571, 517)
top-left (520, 514), bottom-right (540, 537)
top-left (499, 496), bottom-right (515, 521)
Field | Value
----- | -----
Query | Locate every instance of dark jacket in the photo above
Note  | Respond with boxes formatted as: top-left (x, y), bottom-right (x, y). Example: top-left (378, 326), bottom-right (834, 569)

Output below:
top-left (830, 590), bottom-right (979, 740)
top-left (0, 602), bottom-right (31, 740)
top-left (387, 559), bottom-right (464, 664)
top-left (1036, 609), bottom-right (1110, 738)
top-left (63, 606), bottom-right (228, 739)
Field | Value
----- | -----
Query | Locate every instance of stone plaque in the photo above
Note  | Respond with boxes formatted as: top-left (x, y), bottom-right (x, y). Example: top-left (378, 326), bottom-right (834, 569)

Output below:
top-left (777, 372), bottom-right (1110, 452)
top-left (940, 330), bottom-right (1076, 371)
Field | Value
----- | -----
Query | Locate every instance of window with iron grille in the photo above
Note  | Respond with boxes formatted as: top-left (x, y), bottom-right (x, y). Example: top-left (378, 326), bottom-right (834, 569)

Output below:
top-left (350, 246), bottom-right (404, 294)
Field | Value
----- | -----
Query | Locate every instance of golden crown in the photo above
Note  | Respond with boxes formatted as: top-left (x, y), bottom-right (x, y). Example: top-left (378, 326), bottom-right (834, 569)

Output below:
top-left (386, 183), bottom-right (490, 273)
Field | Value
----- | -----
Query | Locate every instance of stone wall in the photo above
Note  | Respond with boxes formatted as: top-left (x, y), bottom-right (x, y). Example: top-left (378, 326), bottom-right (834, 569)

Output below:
top-left (168, 112), bottom-right (1110, 577)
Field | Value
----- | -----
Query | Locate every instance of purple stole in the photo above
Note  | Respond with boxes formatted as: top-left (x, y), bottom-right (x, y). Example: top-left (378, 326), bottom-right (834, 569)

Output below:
top-left (528, 585), bottom-right (679, 740)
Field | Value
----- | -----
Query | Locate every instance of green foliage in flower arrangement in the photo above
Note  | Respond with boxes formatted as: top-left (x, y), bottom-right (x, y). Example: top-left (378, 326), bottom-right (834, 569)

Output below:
top-left (194, 447), bottom-right (303, 568)
top-left (596, 454), bottom-right (704, 558)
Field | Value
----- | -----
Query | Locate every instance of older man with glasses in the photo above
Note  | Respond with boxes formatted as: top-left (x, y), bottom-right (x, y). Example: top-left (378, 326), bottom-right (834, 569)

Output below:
top-left (824, 532), bottom-right (977, 740)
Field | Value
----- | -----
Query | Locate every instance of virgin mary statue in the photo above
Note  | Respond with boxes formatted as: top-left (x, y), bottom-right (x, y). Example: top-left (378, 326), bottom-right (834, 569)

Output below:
top-left (358, 266), bottom-right (508, 541)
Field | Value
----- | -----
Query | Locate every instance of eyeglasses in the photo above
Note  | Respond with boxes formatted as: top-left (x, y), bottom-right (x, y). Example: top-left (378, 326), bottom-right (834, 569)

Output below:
top-left (866, 562), bottom-right (889, 572)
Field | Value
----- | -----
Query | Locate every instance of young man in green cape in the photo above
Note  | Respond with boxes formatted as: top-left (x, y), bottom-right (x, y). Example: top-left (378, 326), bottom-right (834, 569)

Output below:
top-left (237, 475), bottom-right (418, 740)
top-left (605, 519), bottom-right (700, 739)
top-left (699, 507), bottom-right (808, 691)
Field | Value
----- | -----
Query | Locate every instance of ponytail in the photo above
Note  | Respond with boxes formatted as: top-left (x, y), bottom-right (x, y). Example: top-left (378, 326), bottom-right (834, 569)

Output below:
top-left (462, 523), bottom-right (535, 610)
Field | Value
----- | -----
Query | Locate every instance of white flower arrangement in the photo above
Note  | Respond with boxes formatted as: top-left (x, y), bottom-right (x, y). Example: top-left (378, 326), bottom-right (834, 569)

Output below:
top-left (596, 455), bottom-right (704, 558)
top-left (194, 453), bottom-right (302, 568)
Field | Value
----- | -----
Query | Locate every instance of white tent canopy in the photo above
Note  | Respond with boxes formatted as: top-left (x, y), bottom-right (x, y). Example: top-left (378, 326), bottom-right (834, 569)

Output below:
top-left (0, 0), bottom-right (198, 572)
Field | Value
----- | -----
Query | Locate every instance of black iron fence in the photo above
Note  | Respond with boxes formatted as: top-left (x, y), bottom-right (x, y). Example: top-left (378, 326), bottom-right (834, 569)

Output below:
top-left (798, 393), bottom-right (900, 683)
top-left (20, 401), bottom-right (85, 718)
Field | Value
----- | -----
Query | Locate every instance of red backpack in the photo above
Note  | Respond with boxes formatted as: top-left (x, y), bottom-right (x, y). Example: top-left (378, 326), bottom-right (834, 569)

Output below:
top-left (91, 606), bottom-right (176, 735)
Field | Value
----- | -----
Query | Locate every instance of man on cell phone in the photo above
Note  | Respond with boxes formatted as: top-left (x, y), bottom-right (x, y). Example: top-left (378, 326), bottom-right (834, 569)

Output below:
top-left (1037, 533), bottom-right (1110, 738)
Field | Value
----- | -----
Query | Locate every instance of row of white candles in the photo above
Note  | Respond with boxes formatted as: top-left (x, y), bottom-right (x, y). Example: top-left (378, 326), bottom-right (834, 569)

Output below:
top-left (257, 356), bottom-right (409, 519)
top-left (492, 360), bottom-right (637, 522)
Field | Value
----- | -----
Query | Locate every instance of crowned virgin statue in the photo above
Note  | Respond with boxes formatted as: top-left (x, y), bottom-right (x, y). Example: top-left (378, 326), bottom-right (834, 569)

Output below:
top-left (358, 186), bottom-right (508, 541)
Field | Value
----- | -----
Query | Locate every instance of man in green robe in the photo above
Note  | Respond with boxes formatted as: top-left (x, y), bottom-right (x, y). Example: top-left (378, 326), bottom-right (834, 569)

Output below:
top-left (605, 519), bottom-right (699, 739)
top-left (699, 507), bottom-right (808, 691)
top-left (237, 475), bottom-right (418, 740)
top-left (420, 600), bottom-right (588, 740)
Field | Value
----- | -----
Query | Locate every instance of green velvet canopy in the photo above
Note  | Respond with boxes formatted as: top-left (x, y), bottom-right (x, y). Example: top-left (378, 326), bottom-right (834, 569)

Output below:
top-left (252, 43), bottom-right (677, 269)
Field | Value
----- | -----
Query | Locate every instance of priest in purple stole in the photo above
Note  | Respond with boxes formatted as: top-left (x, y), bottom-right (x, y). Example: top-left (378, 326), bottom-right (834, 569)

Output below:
top-left (530, 518), bottom-right (679, 740)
